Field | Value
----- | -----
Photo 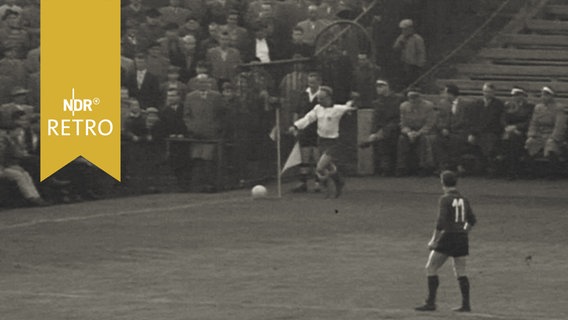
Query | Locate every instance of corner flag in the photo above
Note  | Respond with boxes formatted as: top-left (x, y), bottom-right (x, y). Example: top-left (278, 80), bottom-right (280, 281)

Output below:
top-left (282, 142), bottom-right (302, 174)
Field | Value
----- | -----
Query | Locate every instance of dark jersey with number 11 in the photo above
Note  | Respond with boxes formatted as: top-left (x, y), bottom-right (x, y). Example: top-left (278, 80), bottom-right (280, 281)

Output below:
top-left (436, 189), bottom-right (477, 234)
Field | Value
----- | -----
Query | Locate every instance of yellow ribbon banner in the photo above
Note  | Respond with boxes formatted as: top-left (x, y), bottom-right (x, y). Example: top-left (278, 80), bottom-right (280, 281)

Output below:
top-left (41, 0), bottom-right (120, 181)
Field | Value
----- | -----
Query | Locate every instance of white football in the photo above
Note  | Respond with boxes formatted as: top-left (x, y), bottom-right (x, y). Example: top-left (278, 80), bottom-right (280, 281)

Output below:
top-left (251, 185), bottom-right (268, 199)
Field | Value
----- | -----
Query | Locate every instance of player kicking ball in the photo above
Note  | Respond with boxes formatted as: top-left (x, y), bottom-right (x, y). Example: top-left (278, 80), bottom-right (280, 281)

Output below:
top-left (289, 86), bottom-right (357, 198)
top-left (415, 170), bottom-right (477, 312)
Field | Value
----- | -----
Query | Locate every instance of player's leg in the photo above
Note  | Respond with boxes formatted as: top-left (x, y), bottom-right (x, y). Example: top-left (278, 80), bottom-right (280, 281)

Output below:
top-left (416, 250), bottom-right (448, 311)
top-left (292, 147), bottom-right (312, 192)
top-left (315, 152), bottom-right (336, 197)
top-left (452, 256), bottom-right (471, 312)
top-left (320, 152), bottom-right (344, 198)
top-left (311, 147), bottom-right (322, 192)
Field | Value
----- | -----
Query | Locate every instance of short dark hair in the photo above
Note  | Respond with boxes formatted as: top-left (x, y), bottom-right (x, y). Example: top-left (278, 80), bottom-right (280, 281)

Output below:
top-left (445, 84), bottom-right (460, 97)
top-left (441, 170), bottom-right (458, 187)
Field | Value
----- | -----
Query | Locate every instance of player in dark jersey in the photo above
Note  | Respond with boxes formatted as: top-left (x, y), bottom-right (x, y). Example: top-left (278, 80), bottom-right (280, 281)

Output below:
top-left (415, 170), bottom-right (477, 312)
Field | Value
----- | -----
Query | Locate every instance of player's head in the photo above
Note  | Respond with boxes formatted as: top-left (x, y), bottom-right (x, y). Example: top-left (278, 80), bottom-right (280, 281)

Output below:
top-left (318, 86), bottom-right (334, 107)
top-left (307, 71), bottom-right (322, 89)
top-left (440, 170), bottom-right (458, 188)
top-left (482, 82), bottom-right (496, 99)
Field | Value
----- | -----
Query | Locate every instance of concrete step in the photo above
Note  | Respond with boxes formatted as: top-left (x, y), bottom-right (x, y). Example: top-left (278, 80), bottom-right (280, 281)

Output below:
top-left (436, 79), bottom-right (568, 97)
top-left (544, 5), bottom-right (568, 19)
top-left (456, 63), bottom-right (568, 81)
top-left (495, 33), bottom-right (568, 48)
top-left (525, 19), bottom-right (568, 34)
top-left (478, 48), bottom-right (568, 61)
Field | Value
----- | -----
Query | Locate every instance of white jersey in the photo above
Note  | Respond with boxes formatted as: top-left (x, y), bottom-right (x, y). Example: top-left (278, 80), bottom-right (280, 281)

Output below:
top-left (294, 102), bottom-right (356, 139)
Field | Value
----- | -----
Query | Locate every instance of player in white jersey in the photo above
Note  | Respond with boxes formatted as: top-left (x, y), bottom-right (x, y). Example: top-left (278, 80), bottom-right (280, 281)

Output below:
top-left (290, 86), bottom-right (357, 198)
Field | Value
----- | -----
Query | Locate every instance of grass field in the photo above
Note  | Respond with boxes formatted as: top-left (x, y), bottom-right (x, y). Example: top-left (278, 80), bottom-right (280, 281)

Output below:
top-left (0, 176), bottom-right (567, 320)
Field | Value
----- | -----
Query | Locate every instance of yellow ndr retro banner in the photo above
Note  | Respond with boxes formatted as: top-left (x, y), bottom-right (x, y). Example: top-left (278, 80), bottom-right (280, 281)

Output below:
top-left (41, 0), bottom-right (120, 181)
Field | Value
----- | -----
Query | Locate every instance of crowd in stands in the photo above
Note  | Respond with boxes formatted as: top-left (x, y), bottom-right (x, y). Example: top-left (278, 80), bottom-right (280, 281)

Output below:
top-left (1, 0), bottom-right (566, 207)
top-left (363, 81), bottom-right (567, 181)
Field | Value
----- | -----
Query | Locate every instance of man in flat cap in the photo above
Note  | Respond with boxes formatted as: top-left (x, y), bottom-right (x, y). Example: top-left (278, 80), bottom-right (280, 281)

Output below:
top-left (396, 87), bottom-right (435, 176)
top-left (498, 86), bottom-right (534, 179)
top-left (525, 86), bottom-right (567, 177)
top-left (393, 19), bottom-right (426, 89)
top-left (364, 79), bottom-right (403, 176)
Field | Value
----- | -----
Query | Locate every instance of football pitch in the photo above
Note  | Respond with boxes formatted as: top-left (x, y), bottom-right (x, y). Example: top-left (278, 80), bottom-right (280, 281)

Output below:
top-left (0, 176), bottom-right (567, 320)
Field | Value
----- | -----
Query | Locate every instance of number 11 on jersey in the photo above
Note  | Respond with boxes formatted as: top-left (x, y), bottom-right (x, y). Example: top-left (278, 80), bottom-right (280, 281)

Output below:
top-left (452, 198), bottom-right (465, 223)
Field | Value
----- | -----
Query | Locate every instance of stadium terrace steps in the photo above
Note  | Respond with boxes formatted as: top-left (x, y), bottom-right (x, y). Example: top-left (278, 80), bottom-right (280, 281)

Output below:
top-left (544, 5), bottom-right (568, 19)
top-left (525, 19), bottom-right (568, 34)
top-left (477, 48), bottom-right (568, 61)
top-left (436, 79), bottom-right (568, 97)
top-left (436, 1), bottom-right (568, 103)
top-left (456, 64), bottom-right (568, 79)
top-left (495, 34), bottom-right (568, 48)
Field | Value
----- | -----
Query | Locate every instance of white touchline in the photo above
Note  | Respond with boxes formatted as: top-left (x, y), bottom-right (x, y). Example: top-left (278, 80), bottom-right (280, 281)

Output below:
top-left (0, 196), bottom-right (248, 231)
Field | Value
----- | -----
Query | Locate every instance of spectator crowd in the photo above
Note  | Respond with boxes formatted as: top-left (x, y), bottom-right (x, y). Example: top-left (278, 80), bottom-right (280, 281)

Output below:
top-left (0, 0), bottom-right (567, 207)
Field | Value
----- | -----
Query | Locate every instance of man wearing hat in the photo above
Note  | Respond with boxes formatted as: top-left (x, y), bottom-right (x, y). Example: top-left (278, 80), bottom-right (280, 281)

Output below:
top-left (525, 86), bottom-right (567, 176)
top-left (0, 87), bottom-right (33, 128)
top-left (396, 87), bottom-right (435, 176)
top-left (498, 87), bottom-right (534, 179)
top-left (393, 19), bottom-right (426, 89)
top-left (363, 79), bottom-right (403, 176)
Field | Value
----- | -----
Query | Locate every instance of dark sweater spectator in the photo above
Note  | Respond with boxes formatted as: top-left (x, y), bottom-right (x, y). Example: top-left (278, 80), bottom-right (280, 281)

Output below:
top-left (351, 52), bottom-right (382, 108)
top-left (125, 53), bottom-right (162, 109)
top-left (206, 31), bottom-right (242, 83)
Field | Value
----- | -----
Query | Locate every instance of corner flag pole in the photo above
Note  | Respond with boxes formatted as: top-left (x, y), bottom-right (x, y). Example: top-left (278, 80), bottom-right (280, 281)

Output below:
top-left (275, 107), bottom-right (282, 198)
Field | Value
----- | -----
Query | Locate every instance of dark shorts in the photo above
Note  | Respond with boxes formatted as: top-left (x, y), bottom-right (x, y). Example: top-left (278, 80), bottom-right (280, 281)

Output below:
top-left (318, 137), bottom-right (340, 159)
top-left (435, 232), bottom-right (469, 257)
top-left (298, 125), bottom-right (318, 147)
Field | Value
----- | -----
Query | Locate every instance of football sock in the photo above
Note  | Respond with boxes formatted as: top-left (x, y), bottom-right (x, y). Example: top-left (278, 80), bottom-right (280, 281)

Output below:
top-left (457, 276), bottom-right (470, 307)
top-left (426, 275), bottom-right (439, 305)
